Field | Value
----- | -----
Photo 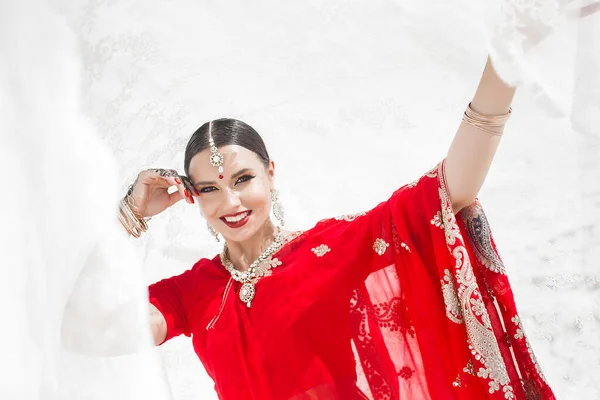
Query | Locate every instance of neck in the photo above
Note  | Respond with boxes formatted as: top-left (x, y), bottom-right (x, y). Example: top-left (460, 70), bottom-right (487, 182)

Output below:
top-left (224, 219), bottom-right (278, 272)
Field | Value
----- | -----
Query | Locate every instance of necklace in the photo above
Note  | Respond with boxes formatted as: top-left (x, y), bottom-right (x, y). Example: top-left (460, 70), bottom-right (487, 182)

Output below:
top-left (220, 228), bottom-right (286, 308)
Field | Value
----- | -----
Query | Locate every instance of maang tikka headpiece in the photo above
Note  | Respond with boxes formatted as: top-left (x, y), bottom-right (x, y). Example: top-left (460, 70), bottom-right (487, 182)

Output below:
top-left (208, 121), bottom-right (225, 179)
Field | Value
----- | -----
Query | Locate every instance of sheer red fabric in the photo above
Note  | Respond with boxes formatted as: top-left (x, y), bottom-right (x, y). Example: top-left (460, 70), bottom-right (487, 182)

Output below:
top-left (149, 160), bottom-right (555, 400)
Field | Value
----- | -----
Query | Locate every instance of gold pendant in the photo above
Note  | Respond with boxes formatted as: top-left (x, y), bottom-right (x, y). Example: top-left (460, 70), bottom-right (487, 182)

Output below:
top-left (239, 282), bottom-right (255, 308)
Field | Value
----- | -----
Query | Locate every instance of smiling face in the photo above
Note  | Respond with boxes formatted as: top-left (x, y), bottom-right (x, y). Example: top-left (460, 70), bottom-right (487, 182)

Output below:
top-left (189, 145), bottom-right (275, 243)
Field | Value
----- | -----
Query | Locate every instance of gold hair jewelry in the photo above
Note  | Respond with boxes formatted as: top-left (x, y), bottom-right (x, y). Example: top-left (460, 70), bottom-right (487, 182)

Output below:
top-left (220, 227), bottom-right (285, 307)
top-left (462, 102), bottom-right (512, 136)
top-left (207, 121), bottom-right (225, 179)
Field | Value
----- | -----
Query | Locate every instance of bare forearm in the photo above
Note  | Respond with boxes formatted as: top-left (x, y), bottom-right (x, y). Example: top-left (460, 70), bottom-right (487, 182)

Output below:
top-left (444, 56), bottom-right (516, 213)
top-left (470, 57), bottom-right (516, 115)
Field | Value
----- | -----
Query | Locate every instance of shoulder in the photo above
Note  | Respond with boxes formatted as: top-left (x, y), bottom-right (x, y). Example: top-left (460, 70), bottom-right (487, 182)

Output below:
top-left (152, 255), bottom-right (226, 287)
top-left (187, 255), bottom-right (227, 278)
top-left (313, 201), bottom-right (387, 232)
top-left (306, 209), bottom-right (378, 244)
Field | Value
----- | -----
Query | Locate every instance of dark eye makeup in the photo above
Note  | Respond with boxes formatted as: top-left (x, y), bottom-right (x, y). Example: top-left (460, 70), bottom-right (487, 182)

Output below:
top-left (197, 174), bottom-right (255, 194)
top-left (235, 175), bottom-right (255, 184)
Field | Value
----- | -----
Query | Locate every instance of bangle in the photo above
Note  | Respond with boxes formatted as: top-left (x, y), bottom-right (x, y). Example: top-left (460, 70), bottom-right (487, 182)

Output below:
top-left (462, 102), bottom-right (512, 136)
top-left (118, 196), bottom-right (149, 238)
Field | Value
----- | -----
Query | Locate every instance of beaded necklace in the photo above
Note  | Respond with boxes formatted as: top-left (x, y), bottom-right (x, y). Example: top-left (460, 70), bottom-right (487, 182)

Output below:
top-left (220, 228), bottom-right (285, 307)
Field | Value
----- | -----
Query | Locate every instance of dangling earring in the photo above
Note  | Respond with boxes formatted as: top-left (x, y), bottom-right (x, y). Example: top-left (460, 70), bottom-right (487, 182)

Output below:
top-left (207, 222), bottom-right (220, 242)
top-left (271, 189), bottom-right (285, 227)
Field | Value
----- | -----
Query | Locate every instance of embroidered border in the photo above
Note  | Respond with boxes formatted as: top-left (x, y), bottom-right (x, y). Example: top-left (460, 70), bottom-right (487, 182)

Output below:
top-left (460, 204), bottom-right (507, 275)
top-left (350, 289), bottom-right (395, 400)
top-left (437, 160), bottom-right (514, 397)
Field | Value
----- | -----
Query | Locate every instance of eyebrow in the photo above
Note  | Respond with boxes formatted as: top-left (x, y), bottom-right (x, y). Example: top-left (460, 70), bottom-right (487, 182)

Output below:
top-left (193, 168), bottom-right (253, 187)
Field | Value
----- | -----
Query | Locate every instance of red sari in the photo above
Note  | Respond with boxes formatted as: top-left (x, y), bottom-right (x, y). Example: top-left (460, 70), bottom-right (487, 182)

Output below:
top-left (149, 160), bottom-right (555, 400)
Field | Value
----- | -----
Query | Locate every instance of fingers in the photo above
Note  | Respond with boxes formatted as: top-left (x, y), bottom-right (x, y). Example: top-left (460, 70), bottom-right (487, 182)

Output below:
top-left (163, 175), bottom-right (191, 204)
top-left (168, 187), bottom-right (186, 207)
top-left (140, 169), bottom-right (197, 205)
top-left (181, 175), bottom-right (200, 199)
top-left (170, 174), bottom-right (199, 205)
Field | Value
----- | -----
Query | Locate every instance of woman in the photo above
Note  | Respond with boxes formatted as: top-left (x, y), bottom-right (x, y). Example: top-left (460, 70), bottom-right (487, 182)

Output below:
top-left (118, 57), bottom-right (554, 399)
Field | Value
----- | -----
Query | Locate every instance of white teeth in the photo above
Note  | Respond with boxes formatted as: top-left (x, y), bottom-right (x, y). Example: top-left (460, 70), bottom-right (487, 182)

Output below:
top-left (224, 212), bottom-right (249, 223)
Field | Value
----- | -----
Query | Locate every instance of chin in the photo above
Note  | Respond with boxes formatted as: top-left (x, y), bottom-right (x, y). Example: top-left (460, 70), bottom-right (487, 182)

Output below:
top-left (223, 229), bottom-right (255, 243)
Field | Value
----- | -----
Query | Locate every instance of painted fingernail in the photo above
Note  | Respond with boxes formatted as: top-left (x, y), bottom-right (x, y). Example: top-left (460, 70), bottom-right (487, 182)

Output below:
top-left (194, 188), bottom-right (200, 196)
top-left (184, 189), bottom-right (190, 197)
top-left (190, 196), bottom-right (195, 204)
top-left (175, 178), bottom-right (181, 184)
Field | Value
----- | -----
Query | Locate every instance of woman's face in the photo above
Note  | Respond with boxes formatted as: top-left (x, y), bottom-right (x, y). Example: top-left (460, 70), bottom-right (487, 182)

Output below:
top-left (188, 145), bottom-right (275, 243)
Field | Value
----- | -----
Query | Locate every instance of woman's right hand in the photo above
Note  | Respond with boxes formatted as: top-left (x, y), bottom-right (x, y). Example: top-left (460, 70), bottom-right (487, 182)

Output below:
top-left (126, 169), bottom-right (197, 218)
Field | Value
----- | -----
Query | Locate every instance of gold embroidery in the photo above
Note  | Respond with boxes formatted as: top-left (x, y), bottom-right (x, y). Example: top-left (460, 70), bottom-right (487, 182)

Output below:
top-left (452, 375), bottom-right (462, 388)
top-left (334, 211), bottom-right (367, 222)
top-left (525, 337), bottom-right (548, 384)
top-left (458, 246), bottom-right (512, 397)
top-left (373, 238), bottom-right (389, 256)
top-left (283, 230), bottom-right (304, 244)
top-left (441, 269), bottom-right (463, 324)
top-left (463, 359), bottom-right (475, 375)
top-left (432, 192), bottom-right (461, 245)
top-left (503, 385), bottom-right (515, 399)
top-left (408, 164), bottom-right (439, 188)
top-left (255, 257), bottom-right (282, 278)
top-left (311, 244), bottom-right (331, 257)
top-left (470, 297), bottom-right (491, 329)
top-left (431, 211), bottom-right (444, 228)
top-left (400, 242), bottom-right (411, 253)
top-left (426, 169), bottom-right (438, 178)
top-left (437, 161), bottom-right (514, 397)
top-left (439, 189), bottom-right (461, 245)
top-left (512, 315), bottom-right (547, 385)
top-left (512, 316), bottom-right (524, 339)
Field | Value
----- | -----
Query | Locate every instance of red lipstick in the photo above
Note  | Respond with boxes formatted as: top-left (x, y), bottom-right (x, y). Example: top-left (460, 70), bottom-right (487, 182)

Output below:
top-left (220, 210), bottom-right (252, 229)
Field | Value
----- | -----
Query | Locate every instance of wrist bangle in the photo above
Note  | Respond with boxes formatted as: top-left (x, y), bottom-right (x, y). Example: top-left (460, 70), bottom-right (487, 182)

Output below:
top-left (118, 196), bottom-right (149, 238)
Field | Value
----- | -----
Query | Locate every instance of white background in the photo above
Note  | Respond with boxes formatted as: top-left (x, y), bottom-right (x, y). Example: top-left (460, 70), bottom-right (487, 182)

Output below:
top-left (2, 0), bottom-right (599, 399)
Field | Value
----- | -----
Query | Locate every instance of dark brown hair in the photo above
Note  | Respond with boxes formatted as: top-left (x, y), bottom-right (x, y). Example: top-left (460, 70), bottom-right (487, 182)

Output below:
top-left (184, 118), bottom-right (270, 177)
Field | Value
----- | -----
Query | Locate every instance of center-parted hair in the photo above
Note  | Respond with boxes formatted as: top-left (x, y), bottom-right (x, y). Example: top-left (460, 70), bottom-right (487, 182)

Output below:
top-left (184, 118), bottom-right (270, 177)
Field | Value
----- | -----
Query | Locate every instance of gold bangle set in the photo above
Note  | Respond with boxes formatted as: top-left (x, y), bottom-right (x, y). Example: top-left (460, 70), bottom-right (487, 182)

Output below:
top-left (118, 195), bottom-right (149, 238)
top-left (462, 102), bottom-right (512, 136)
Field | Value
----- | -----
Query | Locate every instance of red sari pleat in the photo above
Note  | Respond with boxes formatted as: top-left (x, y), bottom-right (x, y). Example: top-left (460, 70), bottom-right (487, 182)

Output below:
top-left (148, 159), bottom-right (554, 400)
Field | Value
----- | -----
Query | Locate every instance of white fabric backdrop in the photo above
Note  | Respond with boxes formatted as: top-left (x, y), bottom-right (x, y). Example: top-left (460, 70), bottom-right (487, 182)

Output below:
top-left (1, 0), bottom-right (598, 399)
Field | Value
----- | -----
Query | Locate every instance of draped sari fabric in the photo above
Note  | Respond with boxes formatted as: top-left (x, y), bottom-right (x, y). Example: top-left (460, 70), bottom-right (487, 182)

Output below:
top-left (350, 160), bottom-right (552, 400)
top-left (149, 159), bottom-right (553, 400)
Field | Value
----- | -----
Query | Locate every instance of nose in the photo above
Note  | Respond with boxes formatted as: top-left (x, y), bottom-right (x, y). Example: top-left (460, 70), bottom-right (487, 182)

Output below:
top-left (222, 187), bottom-right (242, 210)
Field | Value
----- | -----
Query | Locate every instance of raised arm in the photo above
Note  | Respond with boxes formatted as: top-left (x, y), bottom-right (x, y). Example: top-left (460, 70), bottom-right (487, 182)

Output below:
top-left (118, 168), bottom-right (196, 346)
top-left (444, 56), bottom-right (516, 214)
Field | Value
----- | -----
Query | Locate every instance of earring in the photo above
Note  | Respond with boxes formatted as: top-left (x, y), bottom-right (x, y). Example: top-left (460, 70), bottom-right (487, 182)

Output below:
top-left (207, 222), bottom-right (220, 242)
top-left (271, 189), bottom-right (285, 227)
